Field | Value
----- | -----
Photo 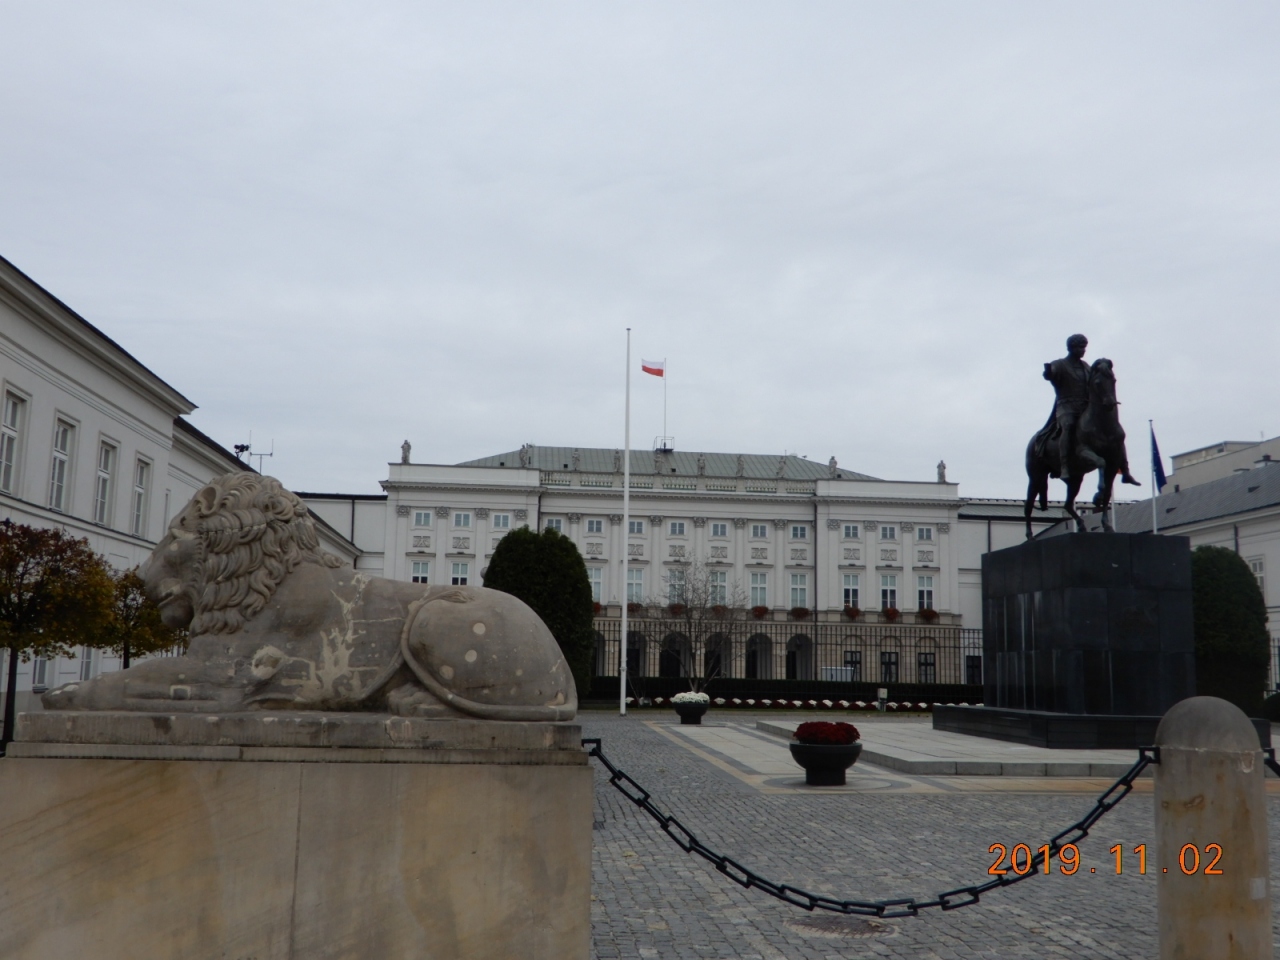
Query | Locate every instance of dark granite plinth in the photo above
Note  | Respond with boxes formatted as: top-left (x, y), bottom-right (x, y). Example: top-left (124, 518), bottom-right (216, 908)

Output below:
top-left (934, 705), bottom-right (1270, 750)
top-left (982, 533), bottom-right (1195, 717)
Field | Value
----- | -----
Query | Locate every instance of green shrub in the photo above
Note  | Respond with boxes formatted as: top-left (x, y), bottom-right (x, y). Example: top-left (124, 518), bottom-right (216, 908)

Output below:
top-left (483, 526), bottom-right (594, 696)
top-left (1192, 545), bottom-right (1270, 716)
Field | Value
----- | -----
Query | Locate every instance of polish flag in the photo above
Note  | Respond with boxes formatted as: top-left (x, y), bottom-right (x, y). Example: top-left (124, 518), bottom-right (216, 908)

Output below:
top-left (641, 359), bottom-right (665, 377)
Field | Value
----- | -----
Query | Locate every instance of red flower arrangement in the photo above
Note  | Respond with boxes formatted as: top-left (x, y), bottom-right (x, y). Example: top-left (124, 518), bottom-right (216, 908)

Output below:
top-left (843, 605), bottom-right (861, 621)
top-left (882, 607), bottom-right (901, 623)
top-left (793, 721), bottom-right (861, 745)
top-left (789, 606), bottom-right (810, 621)
top-left (917, 608), bottom-right (939, 623)
top-left (627, 602), bottom-right (643, 616)
top-left (750, 605), bottom-right (769, 620)
top-left (711, 604), bottom-right (729, 619)
top-left (593, 602), bottom-right (603, 615)
top-left (668, 602), bottom-right (687, 617)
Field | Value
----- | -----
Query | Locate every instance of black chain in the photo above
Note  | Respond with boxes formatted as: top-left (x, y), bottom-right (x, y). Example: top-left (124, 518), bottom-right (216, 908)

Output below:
top-left (584, 737), bottom-right (1157, 918)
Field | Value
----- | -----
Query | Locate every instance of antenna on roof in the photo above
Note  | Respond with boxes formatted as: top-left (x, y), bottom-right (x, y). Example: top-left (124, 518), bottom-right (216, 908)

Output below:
top-left (234, 431), bottom-right (274, 473)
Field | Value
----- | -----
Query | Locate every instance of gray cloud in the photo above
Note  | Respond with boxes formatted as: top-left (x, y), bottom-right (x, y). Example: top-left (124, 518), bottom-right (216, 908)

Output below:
top-left (2, 2), bottom-right (1277, 496)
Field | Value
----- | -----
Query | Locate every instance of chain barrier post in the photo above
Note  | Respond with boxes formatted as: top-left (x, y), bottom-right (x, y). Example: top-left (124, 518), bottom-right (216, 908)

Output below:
top-left (1155, 696), bottom-right (1270, 959)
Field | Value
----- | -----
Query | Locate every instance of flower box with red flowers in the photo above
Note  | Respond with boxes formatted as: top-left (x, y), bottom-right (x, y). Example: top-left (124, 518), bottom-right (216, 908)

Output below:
top-left (789, 721), bottom-right (863, 785)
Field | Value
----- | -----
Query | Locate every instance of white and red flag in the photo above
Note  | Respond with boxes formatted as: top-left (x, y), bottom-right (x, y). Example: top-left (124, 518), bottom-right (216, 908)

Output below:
top-left (641, 359), bottom-right (665, 377)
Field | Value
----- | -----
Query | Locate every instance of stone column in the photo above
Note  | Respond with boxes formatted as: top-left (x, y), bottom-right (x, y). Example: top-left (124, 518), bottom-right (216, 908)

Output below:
top-left (1154, 696), bottom-right (1270, 960)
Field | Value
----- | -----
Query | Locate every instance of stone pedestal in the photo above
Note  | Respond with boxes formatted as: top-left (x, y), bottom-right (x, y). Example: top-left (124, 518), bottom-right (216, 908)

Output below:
top-left (0, 712), bottom-right (591, 960)
top-left (936, 533), bottom-right (1197, 748)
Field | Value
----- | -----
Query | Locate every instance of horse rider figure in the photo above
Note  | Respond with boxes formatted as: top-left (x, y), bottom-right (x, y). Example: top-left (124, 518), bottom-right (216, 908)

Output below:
top-left (1041, 333), bottom-right (1139, 485)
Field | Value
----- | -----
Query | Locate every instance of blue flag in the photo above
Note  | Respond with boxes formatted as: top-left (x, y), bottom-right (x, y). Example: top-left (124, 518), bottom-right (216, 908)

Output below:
top-left (1151, 425), bottom-right (1168, 492)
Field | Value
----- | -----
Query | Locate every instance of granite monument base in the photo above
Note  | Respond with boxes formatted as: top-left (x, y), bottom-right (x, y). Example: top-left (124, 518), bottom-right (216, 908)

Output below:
top-left (0, 712), bottom-right (591, 960)
top-left (934, 704), bottom-right (1271, 750)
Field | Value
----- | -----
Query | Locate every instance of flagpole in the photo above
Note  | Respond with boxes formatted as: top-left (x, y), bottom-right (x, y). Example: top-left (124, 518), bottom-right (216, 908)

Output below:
top-left (663, 357), bottom-right (668, 445)
top-left (1150, 420), bottom-right (1158, 534)
top-left (620, 329), bottom-right (631, 716)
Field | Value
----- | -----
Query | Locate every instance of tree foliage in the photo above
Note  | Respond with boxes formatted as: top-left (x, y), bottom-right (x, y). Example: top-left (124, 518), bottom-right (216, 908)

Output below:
top-left (483, 526), bottom-right (594, 696)
top-left (98, 568), bottom-right (186, 668)
top-left (1192, 545), bottom-right (1270, 716)
top-left (0, 521), bottom-right (115, 749)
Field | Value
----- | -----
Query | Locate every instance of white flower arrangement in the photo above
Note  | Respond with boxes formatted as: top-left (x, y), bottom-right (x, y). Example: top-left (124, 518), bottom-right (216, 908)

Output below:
top-left (671, 691), bottom-right (710, 704)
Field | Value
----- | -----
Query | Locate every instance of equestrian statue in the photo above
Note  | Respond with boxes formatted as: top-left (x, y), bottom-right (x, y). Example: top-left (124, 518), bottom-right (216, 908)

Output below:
top-left (1025, 333), bottom-right (1141, 538)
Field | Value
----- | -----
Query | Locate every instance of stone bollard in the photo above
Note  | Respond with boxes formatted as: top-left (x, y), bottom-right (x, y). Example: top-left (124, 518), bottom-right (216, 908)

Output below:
top-left (1155, 696), bottom-right (1271, 960)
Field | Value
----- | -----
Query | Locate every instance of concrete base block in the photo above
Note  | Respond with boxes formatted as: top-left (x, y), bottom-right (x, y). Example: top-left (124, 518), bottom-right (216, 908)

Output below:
top-left (0, 711), bottom-right (591, 960)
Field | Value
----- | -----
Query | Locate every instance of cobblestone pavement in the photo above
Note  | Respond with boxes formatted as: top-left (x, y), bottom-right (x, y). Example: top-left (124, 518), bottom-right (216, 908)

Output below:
top-left (583, 712), bottom-right (1280, 959)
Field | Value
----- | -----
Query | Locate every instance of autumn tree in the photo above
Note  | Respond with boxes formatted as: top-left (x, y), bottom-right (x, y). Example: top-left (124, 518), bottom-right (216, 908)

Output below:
top-left (0, 521), bottom-right (115, 751)
top-left (98, 568), bottom-right (186, 669)
top-left (659, 557), bottom-right (749, 693)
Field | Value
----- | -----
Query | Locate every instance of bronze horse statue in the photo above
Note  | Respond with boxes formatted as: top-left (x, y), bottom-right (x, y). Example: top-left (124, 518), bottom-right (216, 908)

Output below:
top-left (1025, 358), bottom-right (1139, 538)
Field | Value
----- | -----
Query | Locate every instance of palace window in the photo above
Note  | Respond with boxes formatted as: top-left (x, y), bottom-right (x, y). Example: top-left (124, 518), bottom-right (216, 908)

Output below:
top-left (750, 571), bottom-right (768, 607)
top-left (843, 574), bottom-right (859, 607)
top-left (880, 525), bottom-right (897, 541)
top-left (966, 655), bottom-right (984, 686)
top-left (79, 645), bottom-right (96, 682)
top-left (411, 561), bottom-right (430, 584)
top-left (49, 419), bottom-right (74, 511)
top-left (587, 519), bottom-right (603, 534)
top-left (413, 510), bottom-right (433, 527)
top-left (790, 573), bottom-right (808, 608)
top-left (842, 523), bottom-right (859, 539)
top-left (1249, 557), bottom-right (1265, 597)
top-left (711, 522), bottom-right (727, 537)
top-left (709, 570), bottom-right (727, 605)
top-left (94, 442), bottom-right (116, 525)
top-left (790, 525), bottom-right (807, 540)
top-left (629, 519), bottom-right (644, 535)
top-left (451, 562), bottom-right (469, 586)
top-left (918, 576), bottom-right (934, 611)
top-left (667, 567), bottom-right (686, 604)
top-left (32, 656), bottom-right (47, 688)
top-left (669, 521), bottom-right (685, 536)
top-left (843, 650), bottom-right (862, 681)
top-left (587, 566), bottom-right (602, 602)
top-left (627, 568), bottom-right (644, 603)
top-left (131, 459), bottom-right (151, 537)
top-left (454, 512), bottom-right (472, 528)
top-left (492, 513), bottom-right (511, 529)
top-left (1, 393), bottom-right (25, 494)
top-left (917, 526), bottom-right (933, 541)
top-left (881, 574), bottom-right (897, 609)
top-left (751, 524), bottom-right (768, 539)
top-left (917, 652), bottom-right (936, 684)
top-left (880, 651), bottom-right (899, 683)
top-left (545, 518), bottom-right (562, 532)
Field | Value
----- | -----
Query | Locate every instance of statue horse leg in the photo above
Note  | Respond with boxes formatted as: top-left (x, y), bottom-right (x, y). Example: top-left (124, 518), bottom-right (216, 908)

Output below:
top-left (1063, 474), bottom-right (1088, 533)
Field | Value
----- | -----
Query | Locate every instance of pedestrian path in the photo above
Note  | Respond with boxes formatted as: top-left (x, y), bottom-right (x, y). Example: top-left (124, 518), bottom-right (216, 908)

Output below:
top-left (651, 720), bottom-right (1153, 796)
top-left (756, 717), bottom-right (1144, 777)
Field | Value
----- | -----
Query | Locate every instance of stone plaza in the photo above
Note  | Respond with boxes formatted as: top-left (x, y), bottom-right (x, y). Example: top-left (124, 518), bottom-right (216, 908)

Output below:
top-left (583, 709), bottom-right (1280, 959)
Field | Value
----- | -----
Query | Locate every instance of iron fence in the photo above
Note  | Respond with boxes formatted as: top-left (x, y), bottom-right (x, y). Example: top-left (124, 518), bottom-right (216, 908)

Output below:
top-left (593, 616), bottom-right (984, 688)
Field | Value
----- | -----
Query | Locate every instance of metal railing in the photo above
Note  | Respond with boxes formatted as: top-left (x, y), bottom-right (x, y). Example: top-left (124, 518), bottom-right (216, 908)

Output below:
top-left (593, 616), bottom-right (984, 687)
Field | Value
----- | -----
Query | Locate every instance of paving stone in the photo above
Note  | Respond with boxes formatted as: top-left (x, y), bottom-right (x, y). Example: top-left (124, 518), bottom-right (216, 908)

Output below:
top-left (584, 712), bottom-right (1280, 958)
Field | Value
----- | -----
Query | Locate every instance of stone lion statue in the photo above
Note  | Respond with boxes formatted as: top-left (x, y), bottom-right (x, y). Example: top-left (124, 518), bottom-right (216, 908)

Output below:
top-left (43, 473), bottom-right (577, 721)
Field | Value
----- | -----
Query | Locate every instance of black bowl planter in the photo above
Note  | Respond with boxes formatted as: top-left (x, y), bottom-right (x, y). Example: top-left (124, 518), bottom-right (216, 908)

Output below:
top-left (789, 741), bottom-right (864, 785)
top-left (673, 701), bottom-right (709, 725)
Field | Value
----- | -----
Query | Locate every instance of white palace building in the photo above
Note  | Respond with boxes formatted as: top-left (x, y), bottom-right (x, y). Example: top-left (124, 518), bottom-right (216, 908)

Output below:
top-left (299, 447), bottom-right (1057, 689)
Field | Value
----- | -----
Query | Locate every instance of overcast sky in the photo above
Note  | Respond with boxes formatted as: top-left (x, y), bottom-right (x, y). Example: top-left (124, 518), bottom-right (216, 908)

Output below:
top-left (2, 3), bottom-right (1277, 498)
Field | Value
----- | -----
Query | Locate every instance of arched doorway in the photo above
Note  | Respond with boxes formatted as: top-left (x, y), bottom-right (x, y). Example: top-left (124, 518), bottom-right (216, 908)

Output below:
top-left (625, 631), bottom-right (648, 679)
top-left (703, 632), bottom-right (730, 680)
top-left (786, 634), bottom-right (813, 681)
top-left (745, 634), bottom-right (773, 680)
top-left (660, 633), bottom-right (691, 679)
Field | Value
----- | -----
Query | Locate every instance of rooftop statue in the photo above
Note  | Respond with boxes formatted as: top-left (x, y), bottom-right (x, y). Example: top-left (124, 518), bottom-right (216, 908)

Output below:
top-left (43, 473), bottom-right (577, 720)
top-left (1025, 334), bottom-right (1140, 538)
